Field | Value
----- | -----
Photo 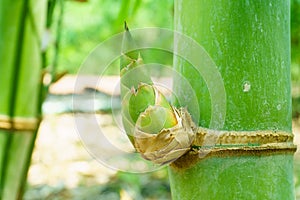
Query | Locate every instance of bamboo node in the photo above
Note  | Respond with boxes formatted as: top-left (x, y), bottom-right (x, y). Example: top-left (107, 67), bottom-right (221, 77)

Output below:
top-left (194, 128), bottom-right (294, 146)
top-left (170, 127), bottom-right (297, 170)
top-left (0, 115), bottom-right (40, 132)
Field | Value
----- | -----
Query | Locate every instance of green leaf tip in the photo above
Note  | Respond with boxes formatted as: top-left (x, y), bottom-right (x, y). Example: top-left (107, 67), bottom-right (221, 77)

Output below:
top-left (124, 21), bottom-right (129, 31)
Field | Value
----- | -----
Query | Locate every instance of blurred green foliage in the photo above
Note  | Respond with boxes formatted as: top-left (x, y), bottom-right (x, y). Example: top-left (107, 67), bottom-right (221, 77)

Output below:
top-left (50, 0), bottom-right (173, 74)
top-left (292, 0), bottom-right (300, 64)
top-left (291, 0), bottom-right (300, 117)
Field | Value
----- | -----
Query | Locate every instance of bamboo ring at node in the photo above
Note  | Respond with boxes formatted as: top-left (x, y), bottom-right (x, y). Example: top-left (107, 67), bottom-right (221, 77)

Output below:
top-left (0, 115), bottom-right (40, 132)
top-left (133, 107), bottom-right (297, 167)
top-left (171, 127), bottom-right (297, 170)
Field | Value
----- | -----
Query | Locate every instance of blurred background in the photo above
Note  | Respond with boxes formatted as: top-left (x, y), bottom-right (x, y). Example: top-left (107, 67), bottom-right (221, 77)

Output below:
top-left (20, 0), bottom-right (300, 199)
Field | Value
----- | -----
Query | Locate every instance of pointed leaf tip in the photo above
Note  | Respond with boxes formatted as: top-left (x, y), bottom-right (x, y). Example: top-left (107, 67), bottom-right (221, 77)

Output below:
top-left (124, 21), bottom-right (129, 31)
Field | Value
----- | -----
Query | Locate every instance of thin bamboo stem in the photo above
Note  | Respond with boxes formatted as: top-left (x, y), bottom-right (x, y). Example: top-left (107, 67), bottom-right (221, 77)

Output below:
top-left (0, 0), bottom-right (30, 197)
top-left (51, 0), bottom-right (64, 80)
top-left (0, 0), bottom-right (47, 199)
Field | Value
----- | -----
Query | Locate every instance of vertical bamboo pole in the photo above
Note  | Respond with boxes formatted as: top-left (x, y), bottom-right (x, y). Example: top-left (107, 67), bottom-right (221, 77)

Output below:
top-left (169, 0), bottom-right (295, 199)
top-left (0, 0), bottom-right (46, 199)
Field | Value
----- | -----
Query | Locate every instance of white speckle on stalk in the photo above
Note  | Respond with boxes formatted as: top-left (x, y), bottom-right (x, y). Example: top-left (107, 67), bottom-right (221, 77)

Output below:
top-left (277, 104), bottom-right (282, 111)
top-left (281, 61), bottom-right (285, 69)
top-left (243, 81), bottom-right (251, 93)
top-left (210, 25), bottom-right (215, 32)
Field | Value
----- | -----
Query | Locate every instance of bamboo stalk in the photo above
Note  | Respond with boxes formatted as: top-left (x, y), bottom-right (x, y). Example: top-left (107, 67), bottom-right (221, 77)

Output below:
top-left (169, 0), bottom-right (295, 199)
top-left (0, 0), bottom-right (30, 197)
top-left (0, 0), bottom-right (47, 199)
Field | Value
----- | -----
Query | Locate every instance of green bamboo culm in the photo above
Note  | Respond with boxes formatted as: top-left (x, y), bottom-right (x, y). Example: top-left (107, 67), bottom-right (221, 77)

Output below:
top-left (169, 0), bottom-right (295, 199)
top-left (0, 1), bottom-right (47, 199)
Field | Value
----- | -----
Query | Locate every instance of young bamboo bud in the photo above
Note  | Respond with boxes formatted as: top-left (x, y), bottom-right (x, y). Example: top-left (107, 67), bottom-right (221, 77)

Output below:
top-left (120, 22), bottom-right (152, 90)
top-left (129, 83), bottom-right (177, 127)
top-left (120, 23), bottom-right (195, 165)
top-left (129, 84), bottom-right (195, 165)
top-left (120, 22), bottom-right (152, 142)
top-left (136, 105), bottom-right (177, 134)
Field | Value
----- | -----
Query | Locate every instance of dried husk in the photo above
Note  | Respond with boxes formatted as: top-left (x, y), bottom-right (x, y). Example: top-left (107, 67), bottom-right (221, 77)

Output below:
top-left (133, 107), bottom-right (196, 165)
